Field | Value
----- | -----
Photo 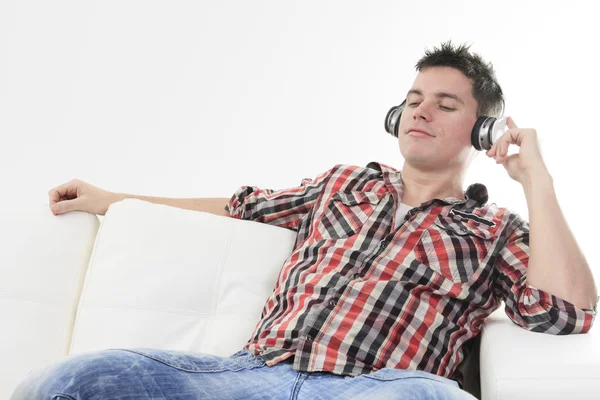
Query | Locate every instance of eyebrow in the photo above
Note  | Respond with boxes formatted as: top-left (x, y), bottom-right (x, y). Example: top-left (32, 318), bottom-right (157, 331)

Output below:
top-left (406, 89), bottom-right (465, 105)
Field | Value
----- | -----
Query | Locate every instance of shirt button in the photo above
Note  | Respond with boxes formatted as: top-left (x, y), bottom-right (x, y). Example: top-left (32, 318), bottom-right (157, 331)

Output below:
top-left (352, 273), bottom-right (360, 279)
top-left (329, 299), bottom-right (337, 307)
top-left (307, 335), bottom-right (314, 341)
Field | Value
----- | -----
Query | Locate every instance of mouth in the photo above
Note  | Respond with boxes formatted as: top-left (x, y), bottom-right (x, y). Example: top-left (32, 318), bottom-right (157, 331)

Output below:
top-left (407, 129), bottom-right (434, 138)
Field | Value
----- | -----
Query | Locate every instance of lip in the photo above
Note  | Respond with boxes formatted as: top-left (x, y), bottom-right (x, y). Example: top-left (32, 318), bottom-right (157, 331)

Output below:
top-left (407, 128), bottom-right (434, 137)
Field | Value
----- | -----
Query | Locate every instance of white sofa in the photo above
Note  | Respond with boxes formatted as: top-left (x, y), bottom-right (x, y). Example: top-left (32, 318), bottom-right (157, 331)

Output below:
top-left (1, 199), bottom-right (599, 399)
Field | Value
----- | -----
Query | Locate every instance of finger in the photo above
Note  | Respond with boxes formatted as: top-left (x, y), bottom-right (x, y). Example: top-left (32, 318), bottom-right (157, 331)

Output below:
top-left (48, 182), bottom-right (77, 205)
top-left (490, 132), bottom-right (507, 156)
top-left (52, 198), bottom-right (82, 215)
top-left (495, 142), bottom-right (502, 159)
top-left (498, 139), bottom-right (508, 160)
top-left (504, 140), bottom-right (512, 157)
top-left (498, 153), bottom-right (517, 166)
top-left (506, 116), bottom-right (518, 129)
top-left (503, 138), bottom-right (512, 157)
top-left (488, 139), bottom-right (500, 156)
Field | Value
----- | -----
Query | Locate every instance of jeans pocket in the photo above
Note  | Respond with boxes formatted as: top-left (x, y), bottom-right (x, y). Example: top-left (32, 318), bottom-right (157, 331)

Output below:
top-left (117, 348), bottom-right (266, 373)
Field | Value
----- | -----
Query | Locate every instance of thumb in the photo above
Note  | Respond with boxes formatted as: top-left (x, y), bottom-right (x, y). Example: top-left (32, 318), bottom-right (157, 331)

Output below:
top-left (51, 198), bottom-right (83, 214)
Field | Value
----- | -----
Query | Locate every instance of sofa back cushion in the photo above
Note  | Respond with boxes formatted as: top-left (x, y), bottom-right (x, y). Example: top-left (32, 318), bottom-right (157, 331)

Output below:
top-left (69, 198), bottom-right (297, 357)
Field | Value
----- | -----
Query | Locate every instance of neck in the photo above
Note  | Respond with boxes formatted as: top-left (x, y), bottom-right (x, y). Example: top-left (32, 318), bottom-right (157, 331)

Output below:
top-left (400, 163), bottom-right (466, 207)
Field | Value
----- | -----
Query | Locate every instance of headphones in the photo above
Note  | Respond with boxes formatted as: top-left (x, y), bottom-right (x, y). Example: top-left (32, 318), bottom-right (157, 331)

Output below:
top-left (384, 98), bottom-right (506, 151)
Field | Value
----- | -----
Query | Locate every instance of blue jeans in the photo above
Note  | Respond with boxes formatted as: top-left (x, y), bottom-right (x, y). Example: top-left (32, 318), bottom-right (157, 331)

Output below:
top-left (11, 348), bottom-right (477, 400)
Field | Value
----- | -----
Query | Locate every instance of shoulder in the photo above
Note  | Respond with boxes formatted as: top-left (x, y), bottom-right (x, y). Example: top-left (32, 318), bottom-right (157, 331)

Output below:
top-left (324, 162), bottom-right (390, 179)
top-left (476, 202), bottom-right (529, 234)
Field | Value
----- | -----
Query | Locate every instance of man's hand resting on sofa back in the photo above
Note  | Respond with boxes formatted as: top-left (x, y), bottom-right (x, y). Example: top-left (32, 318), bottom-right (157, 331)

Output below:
top-left (48, 179), bottom-right (230, 217)
top-left (48, 179), bottom-right (119, 216)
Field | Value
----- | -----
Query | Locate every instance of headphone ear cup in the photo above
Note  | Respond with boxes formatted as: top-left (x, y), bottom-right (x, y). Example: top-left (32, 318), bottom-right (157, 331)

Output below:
top-left (471, 117), bottom-right (489, 151)
top-left (385, 100), bottom-right (406, 138)
top-left (385, 106), bottom-right (399, 137)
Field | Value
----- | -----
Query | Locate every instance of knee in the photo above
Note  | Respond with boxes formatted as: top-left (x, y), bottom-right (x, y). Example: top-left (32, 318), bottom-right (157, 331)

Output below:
top-left (359, 376), bottom-right (470, 400)
top-left (10, 350), bottom-right (136, 400)
top-left (404, 377), bottom-right (473, 400)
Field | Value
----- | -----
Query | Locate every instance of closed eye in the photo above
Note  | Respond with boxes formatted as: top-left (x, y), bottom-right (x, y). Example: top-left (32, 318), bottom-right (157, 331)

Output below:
top-left (408, 102), bottom-right (455, 111)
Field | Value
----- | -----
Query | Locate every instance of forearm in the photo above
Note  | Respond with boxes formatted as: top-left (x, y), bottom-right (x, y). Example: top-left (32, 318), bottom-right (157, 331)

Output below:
top-left (114, 193), bottom-right (230, 217)
top-left (522, 170), bottom-right (598, 310)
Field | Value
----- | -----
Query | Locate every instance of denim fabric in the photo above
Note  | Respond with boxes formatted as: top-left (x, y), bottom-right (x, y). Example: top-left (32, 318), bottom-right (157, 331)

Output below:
top-left (11, 348), bottom-right (477, 400)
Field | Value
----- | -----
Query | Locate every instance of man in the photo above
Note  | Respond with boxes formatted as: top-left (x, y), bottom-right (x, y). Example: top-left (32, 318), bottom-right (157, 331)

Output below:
top-left (14, 41), bottom-right (598, 400)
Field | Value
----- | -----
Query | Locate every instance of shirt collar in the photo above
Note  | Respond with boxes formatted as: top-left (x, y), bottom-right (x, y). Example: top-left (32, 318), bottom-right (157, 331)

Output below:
top-left (366, 161), bottom-right (488, 208)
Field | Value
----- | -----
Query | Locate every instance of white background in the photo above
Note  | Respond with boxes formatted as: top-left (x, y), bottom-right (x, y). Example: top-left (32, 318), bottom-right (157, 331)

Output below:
top-left (1, 1), bottom-right (597, 277)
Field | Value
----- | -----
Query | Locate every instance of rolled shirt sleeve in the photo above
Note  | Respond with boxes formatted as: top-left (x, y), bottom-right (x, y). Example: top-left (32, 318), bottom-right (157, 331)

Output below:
top-left (226, 165), bottom-right (336, 231)
top-left (492, 218), bottom-right (597, 334)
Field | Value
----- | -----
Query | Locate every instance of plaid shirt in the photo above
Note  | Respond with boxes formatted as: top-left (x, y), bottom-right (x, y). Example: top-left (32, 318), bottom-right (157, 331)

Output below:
top-left (226, 161), bottom-right (597, 386)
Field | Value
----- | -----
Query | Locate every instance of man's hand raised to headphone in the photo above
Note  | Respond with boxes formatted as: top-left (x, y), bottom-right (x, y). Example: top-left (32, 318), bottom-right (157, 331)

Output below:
top-left (486, 116), bottom-right (551, 186)
top-left (48, 179), bottom-right (120, 216)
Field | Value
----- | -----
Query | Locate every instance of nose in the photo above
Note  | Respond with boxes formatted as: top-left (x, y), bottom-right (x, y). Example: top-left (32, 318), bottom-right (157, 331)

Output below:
top-left (413, 102), bottom-right (432, 122)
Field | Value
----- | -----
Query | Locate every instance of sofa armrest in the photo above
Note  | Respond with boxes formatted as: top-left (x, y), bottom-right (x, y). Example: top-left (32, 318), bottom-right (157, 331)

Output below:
top-left (479, 306), bottom-right (600, 400)
top-left (0, 204), bottom-right (100, 399)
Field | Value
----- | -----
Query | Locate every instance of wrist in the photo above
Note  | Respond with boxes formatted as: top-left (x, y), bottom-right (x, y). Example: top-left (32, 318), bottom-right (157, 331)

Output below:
top-left (111, 192), bottom-right (126, 203)
top-left (520, 168), bottom-right (554, 198)
top-left (520, 166), bottom-right (552, 188)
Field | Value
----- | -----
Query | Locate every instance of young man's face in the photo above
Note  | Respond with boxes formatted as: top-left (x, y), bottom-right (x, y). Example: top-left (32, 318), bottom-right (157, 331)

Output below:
top-left (397, 66), bottom-right (479, 171)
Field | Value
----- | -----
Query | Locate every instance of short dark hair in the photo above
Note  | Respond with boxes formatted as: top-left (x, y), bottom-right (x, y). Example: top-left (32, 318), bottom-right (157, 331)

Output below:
top-left (415, 41), bottom-right (504, 118)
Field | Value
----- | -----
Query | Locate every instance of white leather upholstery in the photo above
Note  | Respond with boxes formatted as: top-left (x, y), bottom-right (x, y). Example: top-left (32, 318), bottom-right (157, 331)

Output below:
top-left (0, 204), bottom-right (100, 400)
top-left (69, 198), bottom-right (297, 357)
top-left (2, 199), bottom-right (598, 399)
top-left (480, 309), bottom-right (600, 399)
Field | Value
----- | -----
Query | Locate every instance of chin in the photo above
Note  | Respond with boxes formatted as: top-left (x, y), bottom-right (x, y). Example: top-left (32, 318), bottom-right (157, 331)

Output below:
top-left (401, 152), bottom-right (432, 167)
top-left (399, 145), bottom-right (430, 163)
top-left (406, 157), bottom-right (435, 168)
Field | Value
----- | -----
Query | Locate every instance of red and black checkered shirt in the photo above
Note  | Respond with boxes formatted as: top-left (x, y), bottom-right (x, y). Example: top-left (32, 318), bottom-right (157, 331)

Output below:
top-left (227, 161), bottom-right (597, 386)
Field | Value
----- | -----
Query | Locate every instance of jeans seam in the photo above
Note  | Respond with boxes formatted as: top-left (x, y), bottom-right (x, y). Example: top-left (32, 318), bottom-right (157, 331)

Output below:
top-left (289, 372), bottom-right (308, 400)
top-left (52, 394), bottom-right (77, 400)
top-left (119, 349), bottom-right (265, 373)
top-left (363, 374), bottom-right (457, 387)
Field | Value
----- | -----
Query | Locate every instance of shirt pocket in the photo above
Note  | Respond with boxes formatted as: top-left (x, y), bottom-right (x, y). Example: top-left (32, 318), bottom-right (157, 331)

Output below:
top-left (414, 213), bottom-right (495, 283)
top-left (315, 191), bottom-right (382, 240)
